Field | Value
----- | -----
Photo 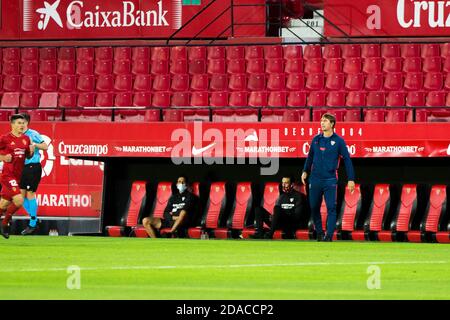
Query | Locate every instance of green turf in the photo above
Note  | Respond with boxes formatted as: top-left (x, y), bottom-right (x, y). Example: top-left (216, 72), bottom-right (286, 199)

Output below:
top-left (0, 236), bottom-right (449, 300)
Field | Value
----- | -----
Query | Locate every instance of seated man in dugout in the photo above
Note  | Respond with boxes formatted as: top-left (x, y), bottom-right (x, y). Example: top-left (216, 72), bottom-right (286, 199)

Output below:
top-left (142, 176), bottom-right (196, 238)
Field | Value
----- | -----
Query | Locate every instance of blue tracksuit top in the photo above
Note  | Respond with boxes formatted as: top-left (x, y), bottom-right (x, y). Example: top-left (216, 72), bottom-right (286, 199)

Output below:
top-left (303, 133), bottom-right (355, 181)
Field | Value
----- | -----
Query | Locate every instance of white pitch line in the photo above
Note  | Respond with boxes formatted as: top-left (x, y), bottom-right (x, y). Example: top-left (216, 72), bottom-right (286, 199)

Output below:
top-left (1, 260), bottom-right (448, 273)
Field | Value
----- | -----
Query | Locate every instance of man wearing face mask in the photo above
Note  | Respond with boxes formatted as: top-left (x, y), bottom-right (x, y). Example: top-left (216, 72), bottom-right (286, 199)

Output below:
top-left (142, 176), bottom-right (195, 238)
top-left (250, 176), bottom-right (305, 239)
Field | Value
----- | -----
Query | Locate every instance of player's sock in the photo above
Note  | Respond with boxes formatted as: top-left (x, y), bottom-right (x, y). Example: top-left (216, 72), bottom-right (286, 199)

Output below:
top-left (3, 203), bottom-right (20, 226)
top-left (23, 198), bottom-right (30, 215)
top-left (28, 199), bottom-right (38, 228)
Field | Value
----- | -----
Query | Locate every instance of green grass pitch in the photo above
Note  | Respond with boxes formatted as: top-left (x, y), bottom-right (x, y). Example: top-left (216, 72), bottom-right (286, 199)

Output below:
top-left (0, 236), bottom-right (449, 300)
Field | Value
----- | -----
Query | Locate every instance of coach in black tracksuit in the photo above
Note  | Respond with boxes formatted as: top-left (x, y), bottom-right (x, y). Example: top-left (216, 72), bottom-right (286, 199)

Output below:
top-left (251, 176), bottom-right (306, 239)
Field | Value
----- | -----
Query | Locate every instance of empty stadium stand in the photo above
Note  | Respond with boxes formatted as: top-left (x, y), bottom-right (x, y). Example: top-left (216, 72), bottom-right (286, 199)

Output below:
top-left (1, 43), bottom-right (449, 123)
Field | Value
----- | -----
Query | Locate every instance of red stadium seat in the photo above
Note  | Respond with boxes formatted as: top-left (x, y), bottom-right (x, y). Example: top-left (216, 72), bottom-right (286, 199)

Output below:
top-left (95, 47), bottom-right (113, 60)
top-left (245, 46), bottom-right (264, 60)
top-left (361, 44), bottom-right (380, 58)
top-left (39, 47), bottom-right (57, 61)
top-left (386, 109), bottom-right (408, 122)
top-left (133, 92), bottom-right (152, 107)
top-left (227, 59), bottom-right (246, 74)
top-left (305, 73), bottom-right (324, 91)
top-left (171, 74), bottom-right (189, 92)
top-left (39, 92), bottom-right (58, 108)
top-left (171, 92), bottom-right (190, 107)
top-left (76, 47), bottom-right (94, 61)
top-left (93, 60), bottom-right (112, 76)
top-left (132, 59), bottom-right (150, 75)
top-left (151, 47), bottom-right (169, 61)
top-left (266, 59), bottom-right (284, 74)
top-left (267, 74), bottom-right (286, 91)
top-left (20, 93), bottom-right (40, 108)
top-left (170, 59), bottom-right (188, 75)
top-left (443, 59), bottom-right (450, 73)
top-left (105, 181), bottom-right (146, 237)
top-left (132, 47), bottom-right (150, 61)
top-left (96, 75), bottom-right (114, 92)
top-left (1, 93), bottom-right (20, 107)
top-left (403, 57), bottom-right (422, 73)
top-left (362, 57), bottom-right (382, 74)
top-left (189, 47), bottom-right (207, 61)
top-left (285, 59), bottom-right (303, 74)
top-left (345, 73), bottom-right (364, 91)
top-left (287, 91), bottom-right (307, 107)
top-left (170, 46), bottom-right (187, 61)
top-left (152, 75), bottom-right (170, 91)
top-left (215, 182), bottom-right (253, 239)
top-left (114, 74), bottom-right (133, 92)
top-left (246, 59), bottom-right (265, 74)
top-left (404, 72), bottom-right (423, 91)
top-left (114, 92), bottom-right (133, 107)
top-left (96, 92), bottom-right (114, 107)
top-left (57, 60), bottom-right (76, 75)
top-left (441, 43), bottom-right (450, 58)
top-left (2, 61), bottom-right (20, 75)
top-left (323, 44), bottom-right (341, 59)
top-left (189, 59), bottom-right (206, 74)
top-left (401, 44), bottom-right (421, 58)
top-left (324, 58), bottom-right (342, 74)
top-left (326, 91), bottom-right (346, 107)
top-left (40, 75), bottom-right (58, 92)
top-left (420, 185), bottom-right (449, 243)
top-left (77, 75), bottom-right (95, 92)
top-left (229, 74), bottom-right (247, 91)
top-left (247, 73), bottom-right (266, 91)
top-left (423, 57), bottom-right (442, 72)
top-left (406, 92), bottom-right (426, 107)
top-left (39, 60), bottom-right (57, 75)
top-left (286, 73), bottom-right (304, 91)
top-left (342, 44), bottom-right (361, 58)
top-left (58, 93), bottom-right (77, 108)
top-left (426, 91), bottom-right (446, 107)
top-left (366, 91), bottom-right (385, 107)
top-left (188, 182), bottom-right (227, 239)
top-left (364, 73), bottom-right (383, 91)
top-left (248, 91), bottom-right (268, 107)
top-left (21, 48), bottom-right (38, 61)
top-left (283, 45), bottom-right (303, 59)
top-left (76, 60), bottom-right (94, 75)
top-left (3, 48), bottom-right (20, 61)
top-left (325, 73), bottom-right (345, 91)
top-left (383, 57), bottom-right (402, 73)
top-left (264, 45), bottom-right (283, 59)
top-left (21, 75), bottom-right (39, 92)
top-left (336, 184), bottom-right (362, 240)
top-left (77, 92), bottom-right (95, 107)
top-left (384, 72), bottom-right (403, 91)
top-left (21, 61), bottom-right (38, 75)
top-left (163, 109), bottom-right (184, 122)
top-left (381, 44), bottom-right (400, 58)
top-left (421, 44), bottom-right (440, 58)
top-left (304, 45), bottom-right (322, 60)
top-left (343, 57), bottom-right (361, 74)
top-left (226, 46), bottom-right (245, 60)
top-left (308, 91), bottom-right (326, 107)
top-left (113, 60), bottom-right (131, 75)
top-left (133, 74), bottom-right (152, 92)
top-left (191, 74), bottom-right (209, 91)
top-left (210, 74), bottom-right (228, 91)
top-left (152, 92), bottom-right (170, 107)
top-left (151, 60), bottom-right (169, 75)
top-left (58, 47), bottom-right (76, 61)
top-left (346, 91), bottom-right (366, 107)
top-left (229, 91), bottom-right (248, 107)
top-left (190, 91), bottom-right (209, 107)
top-left (208, 46), bottom-right (226, 60)
top-left (207, 59), bottom-right (226, 74)
top-left (304, 58), bottom-right (323, 74)
top-left (114, 47), bottom-right (131, 61)
top-left (2, 75), bottom-right (21, 92)
top-left (424, 72), bottom-right (443, 91)
top-left (268, 91), bottom-right (287, 107)
top-left (210, 92), bottom-right (228, 107)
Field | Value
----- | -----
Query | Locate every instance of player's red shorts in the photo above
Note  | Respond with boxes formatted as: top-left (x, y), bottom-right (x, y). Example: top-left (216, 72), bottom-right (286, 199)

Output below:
top-left (0, 177), bottom-right (22, 201)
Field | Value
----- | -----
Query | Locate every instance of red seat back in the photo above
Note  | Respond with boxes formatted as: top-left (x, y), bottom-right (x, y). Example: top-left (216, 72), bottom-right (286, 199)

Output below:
top-left (394, 184), bottom-right (417, 232)
top-left (203, 182), bottom-right (227, 229)
top-left (151, 182), bottom-right (172, 219)
top-left (423, 185), bottom-right (447, 233)
top-left (229, 182), bottom-right (252, 229)
top-left (367, 184), bottom-right (391, 231)
top-left (340, 184), bottom-right (362, 231)
top-left (123, 181), bottom-right (147, 227)
top-left (262, 182), bottom-right (280, 214)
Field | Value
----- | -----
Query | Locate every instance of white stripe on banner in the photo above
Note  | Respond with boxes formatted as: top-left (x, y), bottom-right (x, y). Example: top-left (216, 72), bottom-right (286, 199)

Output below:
top-left (23, 0), bottom-right (33, 32)
top-left (172, 0), bottom-right (182, 29)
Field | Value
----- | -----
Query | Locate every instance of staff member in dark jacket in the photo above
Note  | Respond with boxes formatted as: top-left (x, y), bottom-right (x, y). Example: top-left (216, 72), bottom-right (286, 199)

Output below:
top-left (251, 176), bottom-right (306, 239)
top-left (142, 176), bottom-right (195, 238)
top-left (301, 113), bottom-right (355, 242)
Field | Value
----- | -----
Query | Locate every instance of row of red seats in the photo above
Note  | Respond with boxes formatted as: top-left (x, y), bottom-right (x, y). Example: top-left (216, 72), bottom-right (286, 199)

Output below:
top-left (4, 44), bottom-right (449, 62)
top-left (106, 181), bottom-right (449, 243)
top-left (3, 90), bottom-right (449, 109)
top-left (3, 72), bottom-right (450, 94)
top-left (5, 57), bottom-right (450, 77)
